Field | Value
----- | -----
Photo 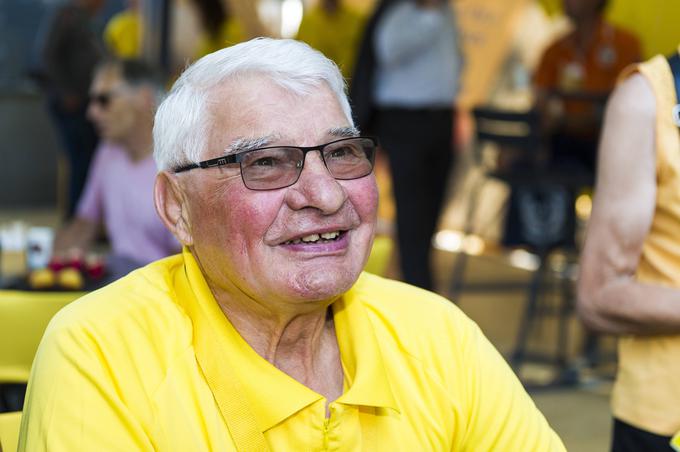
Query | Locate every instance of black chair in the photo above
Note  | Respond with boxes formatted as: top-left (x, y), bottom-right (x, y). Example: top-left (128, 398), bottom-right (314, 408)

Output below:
top-left (449, 107), bottom-right (543, 298)
top-left (449, 107), bottom-right (578, 386)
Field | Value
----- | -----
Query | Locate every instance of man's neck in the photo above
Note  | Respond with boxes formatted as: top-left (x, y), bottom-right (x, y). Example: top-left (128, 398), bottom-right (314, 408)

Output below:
top-left (218, 291), bottom-right (335, 364)
top-left (573, 15), bottom-right (602, 52)
top-left (120, 125), bottom-right (153, 163)
top-left (210, 281), bottom-right (344, 404)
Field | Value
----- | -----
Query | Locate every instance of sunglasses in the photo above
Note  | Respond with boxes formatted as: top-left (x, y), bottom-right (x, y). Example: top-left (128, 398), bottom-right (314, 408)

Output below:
top-left (88, 89), bottom-right (124, 109)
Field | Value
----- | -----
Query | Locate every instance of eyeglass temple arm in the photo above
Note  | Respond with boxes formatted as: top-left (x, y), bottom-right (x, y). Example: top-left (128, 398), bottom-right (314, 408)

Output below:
top-left (174, 156), bottom-right (234, 173)
top-left (173, 163), bottom-right (199, 173)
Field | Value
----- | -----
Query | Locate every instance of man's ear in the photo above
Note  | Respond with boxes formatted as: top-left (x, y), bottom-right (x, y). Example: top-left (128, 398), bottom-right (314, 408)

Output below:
top-left (154, 172), bottom-right (193, 246)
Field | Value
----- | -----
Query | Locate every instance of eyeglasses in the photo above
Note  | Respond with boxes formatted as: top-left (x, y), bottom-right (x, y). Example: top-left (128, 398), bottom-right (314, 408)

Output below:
top-left (173, 136), bottom-right (378, 191)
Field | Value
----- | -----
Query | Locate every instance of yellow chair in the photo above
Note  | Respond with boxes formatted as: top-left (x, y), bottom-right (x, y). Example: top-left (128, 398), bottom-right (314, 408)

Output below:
top-left (671, 431), bottom-right (680, 451)
top-left (364, 235), bottom-right (394, 277)
top-left (0, 411), bottom-right (21, 452)
top-left (0, 291), bottom-right (82, 383)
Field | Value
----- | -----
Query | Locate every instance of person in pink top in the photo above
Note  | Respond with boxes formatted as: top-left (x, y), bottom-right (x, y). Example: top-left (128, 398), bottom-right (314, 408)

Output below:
top-left (53, 59), bottom-right (179, 276)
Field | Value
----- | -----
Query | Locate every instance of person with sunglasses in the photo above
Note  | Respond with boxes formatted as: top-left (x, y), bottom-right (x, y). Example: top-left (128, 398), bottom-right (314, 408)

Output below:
top-left (51, 58), bottom-right (179, 280)
top-left (19, 39), bottom-right (564, 451)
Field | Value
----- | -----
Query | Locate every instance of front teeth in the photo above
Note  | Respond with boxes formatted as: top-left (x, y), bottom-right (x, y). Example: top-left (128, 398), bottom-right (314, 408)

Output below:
top-left (286, 231), bottom-right (341, 245)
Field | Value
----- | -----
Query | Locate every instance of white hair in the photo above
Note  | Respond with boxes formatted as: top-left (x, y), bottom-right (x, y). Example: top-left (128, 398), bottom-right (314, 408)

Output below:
top-left (153, 37), bottom-right (353, 171)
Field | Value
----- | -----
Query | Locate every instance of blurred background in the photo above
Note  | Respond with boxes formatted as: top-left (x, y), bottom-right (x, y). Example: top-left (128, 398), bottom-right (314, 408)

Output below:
top-left (0, 0), bottom-right (679, 450)
top-left (1, 0), bottom-right (678, 207)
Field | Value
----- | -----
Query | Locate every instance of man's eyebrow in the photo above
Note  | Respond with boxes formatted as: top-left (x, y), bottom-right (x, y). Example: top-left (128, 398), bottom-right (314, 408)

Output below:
top-left (329, 126), bottom-right (360, 138)
top-left (225, 134), bottom-right (280, 154)
top-left (224, 128), bottom-right (358, 154)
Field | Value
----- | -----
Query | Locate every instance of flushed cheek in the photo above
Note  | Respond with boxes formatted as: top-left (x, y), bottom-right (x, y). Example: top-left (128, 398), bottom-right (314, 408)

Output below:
top-left (223, 196), bottom-right (281, 254)
top-left (348, 178), bottom-right (379, 223)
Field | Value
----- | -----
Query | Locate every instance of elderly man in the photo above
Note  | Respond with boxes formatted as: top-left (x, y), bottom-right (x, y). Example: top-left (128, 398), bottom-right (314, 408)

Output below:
top-left (52, 58), bottom-right (179, 277)
top-left (19, 39), bottom-right (564, 450)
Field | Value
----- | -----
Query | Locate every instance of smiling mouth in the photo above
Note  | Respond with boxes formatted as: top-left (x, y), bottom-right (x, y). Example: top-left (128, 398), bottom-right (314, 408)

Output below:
top-left (283, 230), bottom-right (345, 245)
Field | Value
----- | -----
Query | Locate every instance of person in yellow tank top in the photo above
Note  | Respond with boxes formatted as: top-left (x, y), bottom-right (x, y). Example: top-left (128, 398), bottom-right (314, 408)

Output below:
top-left (578, 46), bottom-right (680, 450)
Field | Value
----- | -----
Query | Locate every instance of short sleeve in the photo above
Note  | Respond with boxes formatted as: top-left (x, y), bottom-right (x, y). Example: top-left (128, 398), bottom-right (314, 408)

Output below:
top-left (18, 320), bottom-right (154, 451)
top-left (459, 322), bottom-right (566, 451)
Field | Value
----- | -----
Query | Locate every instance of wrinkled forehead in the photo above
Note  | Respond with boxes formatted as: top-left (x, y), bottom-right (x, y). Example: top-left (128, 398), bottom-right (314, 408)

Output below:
top-left (202, 75), bottom-right (348, 149)
top-left (205, 73), bottom-right (337, 113)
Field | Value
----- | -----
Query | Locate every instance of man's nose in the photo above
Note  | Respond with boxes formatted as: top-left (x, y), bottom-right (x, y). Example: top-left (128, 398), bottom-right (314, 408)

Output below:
top-left (284, 151), bottom-right (347, 214)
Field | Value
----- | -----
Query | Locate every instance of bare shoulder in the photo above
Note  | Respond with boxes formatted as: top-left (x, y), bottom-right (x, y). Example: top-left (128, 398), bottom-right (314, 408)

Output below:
top-left (597, 73), bottom-right (657, 176)
top-left (607, 73), bottom-right (656, 120)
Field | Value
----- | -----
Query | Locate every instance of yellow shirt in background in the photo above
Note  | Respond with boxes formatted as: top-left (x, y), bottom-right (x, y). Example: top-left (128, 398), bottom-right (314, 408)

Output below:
top-left (19, 249), bottom-right (564, 450)
top-left (103, 10), bottom-right (142, 58)
top-left (296, 6), bottom-right (365, 78)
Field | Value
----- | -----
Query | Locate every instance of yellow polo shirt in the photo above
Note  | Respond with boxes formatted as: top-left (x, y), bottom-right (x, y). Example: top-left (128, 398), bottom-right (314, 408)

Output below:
top-left (19, 249), bottom-right (564, 450)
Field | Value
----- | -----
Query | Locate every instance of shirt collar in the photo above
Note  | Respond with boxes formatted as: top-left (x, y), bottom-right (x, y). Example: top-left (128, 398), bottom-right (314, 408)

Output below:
top-left (333, 277), bottom-right (400, 413)
top-left (175, 248), bottom-right (398, 432)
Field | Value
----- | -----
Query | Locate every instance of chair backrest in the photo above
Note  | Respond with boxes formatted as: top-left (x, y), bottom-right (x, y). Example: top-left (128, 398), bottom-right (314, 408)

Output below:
top-left (471, 107), bottom-right (576, 250)
top-left (671, 431), bottom-right (680, 451)
top-left (364, 235), bottom-right (393, 276)
top-left (473, 107), bottom-right (541, 150)
top-left (0, 411), bottom-right (21, 452)
top-left (471, 107), bottom-right (544, 183)
top-left (0, 291), bottom-right (82, 383)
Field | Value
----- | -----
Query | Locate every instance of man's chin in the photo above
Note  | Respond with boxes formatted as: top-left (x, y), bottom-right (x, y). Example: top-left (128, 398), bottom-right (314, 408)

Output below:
top-left (285, 266), bottom-right (359, 302)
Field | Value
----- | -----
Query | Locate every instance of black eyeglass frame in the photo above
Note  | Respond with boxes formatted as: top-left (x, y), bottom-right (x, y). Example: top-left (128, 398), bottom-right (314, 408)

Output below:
top-left (173, 136), bottom-right (379, 190)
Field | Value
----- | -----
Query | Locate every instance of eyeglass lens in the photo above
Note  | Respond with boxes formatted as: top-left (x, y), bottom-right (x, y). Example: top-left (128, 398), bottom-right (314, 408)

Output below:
top-left (240, 138), bottom-right (376, 190)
